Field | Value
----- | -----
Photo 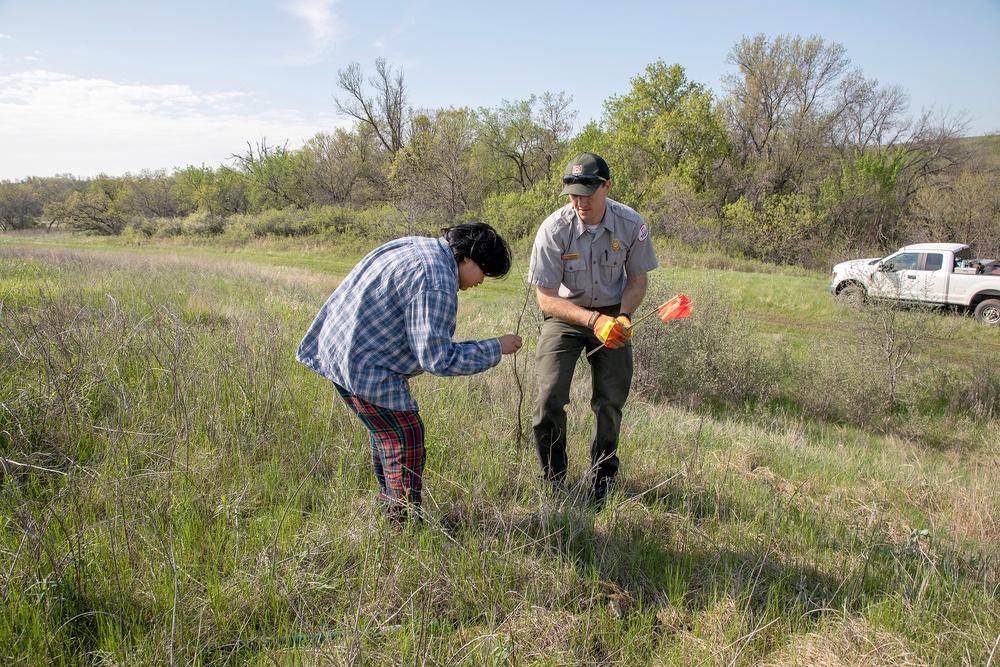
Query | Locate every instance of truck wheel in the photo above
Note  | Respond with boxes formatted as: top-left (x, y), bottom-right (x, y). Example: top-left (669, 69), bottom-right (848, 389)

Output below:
top-left (974, 298), bottom-right (1000, 325)
top-left (838, 284), bottom-right (866, 307)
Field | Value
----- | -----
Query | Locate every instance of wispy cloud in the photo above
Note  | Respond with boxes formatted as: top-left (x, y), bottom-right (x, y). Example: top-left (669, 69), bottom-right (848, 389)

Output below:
top-left (286, 0), bottom-right (341, 43)
top-left (0, 70), bottom-right (344, 179)
top-left (268, 0), bottom-right (343, 66)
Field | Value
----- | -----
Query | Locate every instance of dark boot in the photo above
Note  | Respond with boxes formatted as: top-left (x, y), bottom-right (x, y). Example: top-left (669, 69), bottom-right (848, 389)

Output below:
top-left (593, 477), bottom-right (614, 510)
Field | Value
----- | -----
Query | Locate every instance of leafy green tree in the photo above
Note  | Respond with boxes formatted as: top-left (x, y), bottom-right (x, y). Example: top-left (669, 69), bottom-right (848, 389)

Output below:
top-left (0, 180), bottom-right (44, 231)
top-left (818, 149), bottom-right (905, 254)
top-left (230, 140), bottom-right (310, 211)
top-left (721, 34), bottom-right (855, 200)
top-left (24, 175), bottom-right (88, 229)
top-left (299, 127), bottom-right (390, 207)
top-left (601, 61), bottom-right (728, 206)
top-left (391, 108), bottom-right (482, 223)
top-left (44, 174), bottom-right (130, 235)
top-left (475, 93), bottom-right (575, 193)
top-left (173, 165), bottom-right (248, 216)
top-left (174, 165), bottom-right (218, 215)
top-left (476, 180), bottom-right (562, 246)
top-left (724, 192), bottom-right (819, 264)
top-left (120, 169), bottom-right (178, 218)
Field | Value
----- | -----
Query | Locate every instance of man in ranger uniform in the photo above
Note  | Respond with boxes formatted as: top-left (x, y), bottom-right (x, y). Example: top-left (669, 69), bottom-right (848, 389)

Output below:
top-left (528, 153), bottom-right (658, 507)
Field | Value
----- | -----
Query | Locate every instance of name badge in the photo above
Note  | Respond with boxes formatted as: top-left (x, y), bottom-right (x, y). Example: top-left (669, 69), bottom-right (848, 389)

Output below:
top-left (561, 253), bottom-right (580, 260)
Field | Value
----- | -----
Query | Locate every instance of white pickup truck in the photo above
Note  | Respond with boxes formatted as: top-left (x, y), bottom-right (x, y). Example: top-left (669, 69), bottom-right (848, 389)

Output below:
top-left (830, 243), bottom-right (1000, 325)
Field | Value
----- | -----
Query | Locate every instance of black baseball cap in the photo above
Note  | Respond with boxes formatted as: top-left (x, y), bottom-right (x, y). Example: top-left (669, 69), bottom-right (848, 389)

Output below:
top-left (560, 153), bottom-right (611, 196)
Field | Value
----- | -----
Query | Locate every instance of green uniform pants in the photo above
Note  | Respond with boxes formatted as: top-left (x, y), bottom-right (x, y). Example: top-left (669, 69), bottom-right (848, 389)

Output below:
top-left (532, 306), bottom-right (633, 490)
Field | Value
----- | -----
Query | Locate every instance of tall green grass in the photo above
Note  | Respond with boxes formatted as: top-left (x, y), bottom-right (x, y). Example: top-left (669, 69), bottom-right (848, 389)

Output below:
top-left (1, 238), bottom-right (998, 665)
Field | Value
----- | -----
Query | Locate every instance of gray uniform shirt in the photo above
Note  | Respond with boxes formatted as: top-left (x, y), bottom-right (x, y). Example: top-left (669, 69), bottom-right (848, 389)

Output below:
top-left (528, 199), bottom-right (659, 308)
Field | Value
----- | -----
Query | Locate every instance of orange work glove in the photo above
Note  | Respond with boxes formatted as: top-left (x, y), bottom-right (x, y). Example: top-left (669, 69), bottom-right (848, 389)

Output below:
top-left (592, 314), bottom-right (628, 349)
top-left (615, 315), bottom-right (633, 343)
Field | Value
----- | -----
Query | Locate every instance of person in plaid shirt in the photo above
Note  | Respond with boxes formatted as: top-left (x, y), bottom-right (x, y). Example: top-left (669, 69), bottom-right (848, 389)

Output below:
top-left (297, 222), bottom-right (522, 523)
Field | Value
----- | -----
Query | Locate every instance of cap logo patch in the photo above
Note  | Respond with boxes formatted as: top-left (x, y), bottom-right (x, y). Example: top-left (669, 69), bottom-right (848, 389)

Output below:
top-left (638, 224), bottom-right (649, 242)
top-left (572, 165), bottom-right (584, 174)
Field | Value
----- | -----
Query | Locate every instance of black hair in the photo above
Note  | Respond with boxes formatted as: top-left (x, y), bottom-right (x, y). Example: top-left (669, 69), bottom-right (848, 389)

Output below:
top-left (441, 222), bottom-right (512, 278)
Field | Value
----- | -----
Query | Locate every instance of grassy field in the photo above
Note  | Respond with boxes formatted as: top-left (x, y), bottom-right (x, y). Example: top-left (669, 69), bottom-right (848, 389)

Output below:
top-left (1, 232), bottom-right (999, 665)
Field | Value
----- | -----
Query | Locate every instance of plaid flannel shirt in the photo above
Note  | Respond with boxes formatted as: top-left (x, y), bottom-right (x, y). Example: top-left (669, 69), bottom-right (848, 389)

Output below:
top-left (296, 236), bottom-right (502, 411)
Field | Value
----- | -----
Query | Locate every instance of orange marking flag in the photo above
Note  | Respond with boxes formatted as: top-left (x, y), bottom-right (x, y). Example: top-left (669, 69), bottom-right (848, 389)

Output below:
top-left (657, 294), bottom-right (693, 322)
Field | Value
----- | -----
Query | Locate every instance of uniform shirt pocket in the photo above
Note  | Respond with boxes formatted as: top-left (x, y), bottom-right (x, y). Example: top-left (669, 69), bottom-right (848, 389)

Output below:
top-left (563, 261), bottom-right (586, 290)
top-left (599, 251), bottom-right (625, 286)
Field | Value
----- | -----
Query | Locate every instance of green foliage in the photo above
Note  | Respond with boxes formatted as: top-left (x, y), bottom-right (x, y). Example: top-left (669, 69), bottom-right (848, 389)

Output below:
top-left (474, 93), bottom-right (575, 193)
top-left (601, 61), bottom-right (729, 206)
top-left (299, 127), bottom-right (391, 208)
top-left (391, 107), bottom-right (483, 221)
top-left (723, 192), bottom-right (820, 264)
top-left (231, 140), bottom-right (311, 212)
top-left (3, 48), bottom-right (994, 279)
top-left (473, 180), bottom-right (562, 250)
top-left (817, 149), bottom-right (906, 255)
top-left (172, 164), bottom-right (248, 216)
top-left (224, 208), bottom-right (321, 238)
top-left (43, 174), bottom-right (131, 235)
top-left (0, 181), bottom-right (44, 231)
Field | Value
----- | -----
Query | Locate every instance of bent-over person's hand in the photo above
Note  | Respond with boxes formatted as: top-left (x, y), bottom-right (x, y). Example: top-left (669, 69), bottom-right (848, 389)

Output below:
top-left (592, 314), bottom-right (627, 349)
top-left (498, 334), bottom-right (523, 355)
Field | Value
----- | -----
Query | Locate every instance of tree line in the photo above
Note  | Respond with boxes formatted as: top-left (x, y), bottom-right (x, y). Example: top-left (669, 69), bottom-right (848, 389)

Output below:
top-left (2, 34), bottom-right (998, 269)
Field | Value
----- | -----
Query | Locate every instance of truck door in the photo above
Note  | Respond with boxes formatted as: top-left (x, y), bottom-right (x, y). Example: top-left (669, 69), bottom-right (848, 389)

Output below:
top-left (871, 251), bottom-right (921, 298)
top-left (884, 252), bottom-right (947, 302)
top-left (914, 252), bottom-right (949, 303)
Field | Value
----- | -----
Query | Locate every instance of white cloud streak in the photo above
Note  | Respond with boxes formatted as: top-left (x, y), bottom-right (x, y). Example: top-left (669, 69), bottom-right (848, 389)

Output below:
top-left (0, 70), bottom-right (344, 180)
top-left (286, 0), bottom-right (340, 43)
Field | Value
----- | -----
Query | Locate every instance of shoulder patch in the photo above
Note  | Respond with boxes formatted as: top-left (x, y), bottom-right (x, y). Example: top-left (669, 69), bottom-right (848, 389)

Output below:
top-left (638, 223), bottom-right (649, 242)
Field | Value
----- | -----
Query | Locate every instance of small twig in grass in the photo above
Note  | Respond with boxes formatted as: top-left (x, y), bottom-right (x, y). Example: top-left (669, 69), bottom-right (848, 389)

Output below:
top-left (628, 470), bottom-right (683, 502)
top-left (693, 616), bottom-right (780, 667)
top-left (986, 631), bottom-right (1000, 667)
top-left (511, 265), bottom-right (533, 448)
top-left (1, 457), bottom-right (67, 476)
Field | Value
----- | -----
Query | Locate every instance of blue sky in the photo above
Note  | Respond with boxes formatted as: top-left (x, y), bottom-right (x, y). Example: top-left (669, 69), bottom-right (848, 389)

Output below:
top-left (1, 0), bottom-right (998, 181)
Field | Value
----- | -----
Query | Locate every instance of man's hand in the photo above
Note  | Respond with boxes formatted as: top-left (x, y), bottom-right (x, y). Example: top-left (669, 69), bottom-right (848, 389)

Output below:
top-left (498, 334), bottom-right (523, 355)
top-left (593, 314), bottom-right (627, 349)
top-left (615, 315), bottom-right (633, 343)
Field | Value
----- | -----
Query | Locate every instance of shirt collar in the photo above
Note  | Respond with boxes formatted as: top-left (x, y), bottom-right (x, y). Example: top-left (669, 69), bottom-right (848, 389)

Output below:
top-left (436, 236), bottom-right (459, 280)
top-left (572, 206), bottom-right (614, 239)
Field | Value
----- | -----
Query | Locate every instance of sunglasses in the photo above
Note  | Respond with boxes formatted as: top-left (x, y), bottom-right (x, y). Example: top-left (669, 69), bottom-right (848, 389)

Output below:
top-left (562, 175), bottom-right (607, 186)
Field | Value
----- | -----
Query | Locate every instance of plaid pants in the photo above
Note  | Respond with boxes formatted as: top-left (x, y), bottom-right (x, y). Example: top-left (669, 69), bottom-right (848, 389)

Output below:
top-left (334, 385), bottom-right (426, 518)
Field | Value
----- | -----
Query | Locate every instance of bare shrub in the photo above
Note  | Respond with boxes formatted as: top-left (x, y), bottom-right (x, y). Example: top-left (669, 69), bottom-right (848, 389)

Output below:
top-left (632, 278), bottom-right (779, 408)
top-left (905, 350), bottom-right (1000, 427)
top-left (852, 298), bottom-right (944, 416)
top-left (785, 342), bottom-right (888, 426)
top-left (948, 351), bottom-right (1000, 420)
